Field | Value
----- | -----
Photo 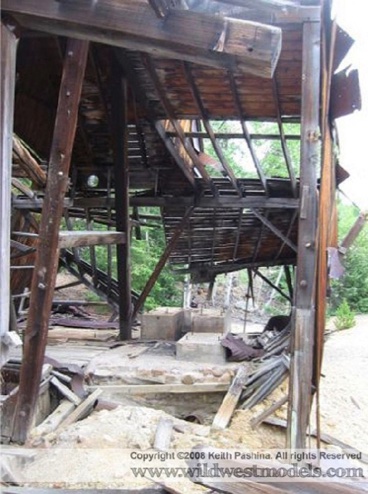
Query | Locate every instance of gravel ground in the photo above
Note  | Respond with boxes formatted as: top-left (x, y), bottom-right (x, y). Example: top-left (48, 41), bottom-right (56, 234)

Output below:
top-left (311, 314), bottom-right (368, 454)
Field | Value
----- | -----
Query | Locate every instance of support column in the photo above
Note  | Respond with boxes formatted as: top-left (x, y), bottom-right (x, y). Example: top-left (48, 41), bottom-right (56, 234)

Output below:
top-left (111, 64), bottom-right (132, 340)
top-left (287, 19), bottom-right (321, 450)
top-left (12, 39), bottom-right (89, 443)
top-left (0, 23), bottom-right (17, 367)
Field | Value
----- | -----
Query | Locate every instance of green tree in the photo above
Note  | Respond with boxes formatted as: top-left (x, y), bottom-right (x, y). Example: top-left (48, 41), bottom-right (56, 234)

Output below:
top-left (330, 202), bottom-right (368, 313)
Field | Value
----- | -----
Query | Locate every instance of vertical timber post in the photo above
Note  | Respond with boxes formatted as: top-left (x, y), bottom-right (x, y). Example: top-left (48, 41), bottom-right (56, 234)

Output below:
top-left (12, 39), bottom-right (89, 443)
top-left (111, 63), bottom-right (132, 340)
top-left (0, 22), bottom-right (17, 367)
top-left (287, 19), bottom-right (321, 451)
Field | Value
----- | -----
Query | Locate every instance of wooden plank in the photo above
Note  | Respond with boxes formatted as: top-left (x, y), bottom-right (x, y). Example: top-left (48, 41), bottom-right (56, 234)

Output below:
top-left (0, 22), bottom-right (17, 366)
top-left (111, 66), bottom-right (132, 340)
top-left (56, 389), bottom-right (103, 430)
top-left (4, 0), bottom-right (283, 78)
top-left (88, 383), bottom-right (229, 395)
top-left (11, 39), bottom-right (89, 444)
top-left (58, 231), bottom-right (126, 249)
top-left (250, 394), bottom-right (288, 429)
top-left (50, 376), bottom-right (82, 406)
top-left (12, 135), bottom-right (47, 187)
top-left (30, 399), bottom-right (76, 438)
top-left (212, 365), bottom-right (248, 430)
top-left (287, 21), bottom-right (321, 452)
top-left (48, 327), bottom-right (116, 342)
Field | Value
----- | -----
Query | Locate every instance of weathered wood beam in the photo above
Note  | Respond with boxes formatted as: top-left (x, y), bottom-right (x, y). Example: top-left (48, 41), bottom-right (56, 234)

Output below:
top-left (74, 195), bottom-right (298, 209)
top-left (212, 365), bottom-right (248, 430)
top-left (12, 135), bottom-right (47, 188)
top-left (166, 131), bottom-right (301, 140)
top-left (12, 39), bottom-right (89, 443)
top-left (287, 20), bottom-right (321, 451)
top-left (58, 231), bottom-right (126, 249)
top-left (132, 207), bottom-right (194, 319)
top-left (4, 0), bottom-right (283, 78)
top-left (253, 267), bottom-right (291, 302)
top-left (143, 55), bottom-right (217, 195)
top-left (228, 72), bottom-right (269, 194)
top-left (272, 78), bottom-right (298, 197)
top-left (114, 49), bottom-right (195, 187)
top-left (183, 62), bottom-right (241, 196)
top-left (111, 66), bottom-right (132, 340)
top-left (174, 257), bottom-right (296, 277)
top-left (275, 209), bottom-right (298, 259)
top-left (339, 212), bottom-right (367, 253)
top-left (251, 208), bottom-right (297, 252)
top-left (1, 22), bottom-right (17, 366)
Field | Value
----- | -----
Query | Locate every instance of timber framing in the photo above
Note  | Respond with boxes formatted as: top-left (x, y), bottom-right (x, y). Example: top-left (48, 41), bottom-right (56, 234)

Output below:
top-left (2, 0), bottom-right (282, 78)
top-left (0, 0), bottom-right (360, 451)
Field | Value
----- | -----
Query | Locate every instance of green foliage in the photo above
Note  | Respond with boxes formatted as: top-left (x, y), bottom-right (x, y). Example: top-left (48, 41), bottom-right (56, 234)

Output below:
top-left (334, 299), bottom-right (356, 330)
top-left (250, 122), bottom-right (301, 178)
top-left (330, 201), bottom-right (368, 314)
top-left (130, 218), bottom-right (184, 311)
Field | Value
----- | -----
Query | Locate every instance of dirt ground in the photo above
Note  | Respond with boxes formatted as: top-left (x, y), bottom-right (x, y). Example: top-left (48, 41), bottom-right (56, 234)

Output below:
top-left (8, 273), bottom-right (368, 489)
top-left (310, 314), bottom-right (368, 454)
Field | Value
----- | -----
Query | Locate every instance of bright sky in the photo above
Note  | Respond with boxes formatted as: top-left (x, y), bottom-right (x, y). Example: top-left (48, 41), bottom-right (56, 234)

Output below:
top-left (332, 0), bottom-right (368, 210)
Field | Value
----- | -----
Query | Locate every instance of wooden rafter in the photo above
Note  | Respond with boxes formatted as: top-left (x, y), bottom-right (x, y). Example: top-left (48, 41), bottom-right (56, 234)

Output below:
top-left (183, 62), bottom-right (241, 196)
top-left (227, 71), bottom-right (269, 194)
top-left (272, 77), bottom-right (298, 197)
top-left (143, 55), bottom-right (217, 195)
top-left (4, 0), bottom-right (282, 78)
top-left (114, 50), bottom-right (196, 188)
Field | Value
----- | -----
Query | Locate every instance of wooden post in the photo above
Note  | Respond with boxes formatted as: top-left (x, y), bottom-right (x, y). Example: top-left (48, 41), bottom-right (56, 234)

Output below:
top-left (111, 63), bottom-right (132, 340)
top-left (0, 22), bottom-right (17, 365)
top-left (287, 19), bottom-right (321, 451)
top-left (12, 39), bottom-right (89, 443)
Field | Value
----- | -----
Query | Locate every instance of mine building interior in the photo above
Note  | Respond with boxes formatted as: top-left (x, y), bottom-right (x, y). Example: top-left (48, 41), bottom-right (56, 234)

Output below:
top-left (0, 0), bottom-right (364, 472)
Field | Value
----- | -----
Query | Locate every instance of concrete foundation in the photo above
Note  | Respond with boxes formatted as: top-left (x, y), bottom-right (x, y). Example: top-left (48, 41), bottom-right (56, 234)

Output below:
top-left (141, 307), bottom-right (184, 341)
top-left (176, 332), bottom-right (227, 365)
top-left (190, 308), bottom-right (230, 334)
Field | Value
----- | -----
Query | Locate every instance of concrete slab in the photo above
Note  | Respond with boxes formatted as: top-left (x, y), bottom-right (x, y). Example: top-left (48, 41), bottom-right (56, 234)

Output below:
top-left (176, 332), bottom-right (227, 365)
top-left (190, 308), bottom-right (230, 334)
top-left (141, 307), bottom-right (184, 341)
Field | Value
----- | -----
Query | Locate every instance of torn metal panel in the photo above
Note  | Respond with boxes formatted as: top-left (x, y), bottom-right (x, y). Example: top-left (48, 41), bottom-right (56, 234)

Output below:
top-left (330, 67), bottom-right (361, 120)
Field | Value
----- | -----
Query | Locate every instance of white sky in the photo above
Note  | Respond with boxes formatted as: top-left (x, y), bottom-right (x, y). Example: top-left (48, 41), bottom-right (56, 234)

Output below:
top-left (332, 0), bottom-right (368, 209)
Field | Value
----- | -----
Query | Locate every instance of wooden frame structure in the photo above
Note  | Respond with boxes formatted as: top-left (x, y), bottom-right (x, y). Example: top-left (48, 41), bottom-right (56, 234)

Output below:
top-left (0, 0), bottom-right (361, 448)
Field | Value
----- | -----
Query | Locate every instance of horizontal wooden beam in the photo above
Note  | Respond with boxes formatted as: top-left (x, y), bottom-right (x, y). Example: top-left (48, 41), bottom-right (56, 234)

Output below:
top-left (88, 383), bottom-right (229, 395)
top-left (4, 0), bottom-right (282, 78)
top-left (174, 257), bottom-right (296, 277)
top-left (58, 231), bottom-right (126, 249)
top-left (73, 195), bottom-right (299, 209)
